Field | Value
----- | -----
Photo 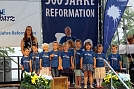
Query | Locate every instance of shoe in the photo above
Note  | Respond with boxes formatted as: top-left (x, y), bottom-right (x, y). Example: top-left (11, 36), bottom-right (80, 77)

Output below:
top-left (90, 85), bottom-right (94, 88)
top-left (100, 86), bottom-right (104, 88)
top-left (79, 85), bottom-right (82, 88)
top-left (96, 86), bottom-right (99, 88)
top-left (75, 85), bottom-right (78, 88)
top-left (84, 85), bottom-right (87, 88)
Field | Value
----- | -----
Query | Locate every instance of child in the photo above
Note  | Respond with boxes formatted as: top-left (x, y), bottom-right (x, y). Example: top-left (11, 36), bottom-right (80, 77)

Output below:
top-left (58, 44), bottom-right (63, 76)
top-left (40, 43), bottom-right (51, 76)
top-left (60, 43), bottom-right (74, 86)
top-left (58, 44), bottom-right (63, 52)
top-left (67, 40), bottom-right (75, 85)
top-left (80, 41), bottom-right (96, 88)
top-left (108, 44), bottom-right (122, 72)
top-left (50, 41), bottom-right (61, 77)
top-left (94, 44), bottom-right (106, 88)
top-left (74, 39), bottom-right (82, 88)
top-left (29, 44), bottom-right (40, 74)
top-left (20, 48), bottom-right (31, 80)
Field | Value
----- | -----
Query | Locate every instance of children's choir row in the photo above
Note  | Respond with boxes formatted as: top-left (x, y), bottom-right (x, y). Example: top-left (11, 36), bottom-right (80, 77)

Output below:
top-left (20, 39), bottom-right (122, 88)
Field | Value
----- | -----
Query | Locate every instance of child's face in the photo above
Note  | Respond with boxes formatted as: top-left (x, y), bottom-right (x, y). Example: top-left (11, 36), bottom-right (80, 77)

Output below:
top-left (86, 44), bottom-right (91, 50)
top-left (63, 45), bottom-right (68, 51)
top-left (111, 46), bottom-right (117, 53)
top-left (32, 46), bottom-right (38, 53)
top-left (76, 42), bottom-right (81, 49)
top-left (24, 49), bottom-right (30, 56)
top-left (53, 43), bottom-right (58, 50)
top-left (43, 45), bottom-right (49, 51)
top-left (98, 47), bottom-right (103, 53)
top-left (59, 46), bottom-right (63, 51)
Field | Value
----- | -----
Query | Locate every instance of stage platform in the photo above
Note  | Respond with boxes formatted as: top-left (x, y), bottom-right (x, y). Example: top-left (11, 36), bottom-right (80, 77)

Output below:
top-left (0, 87), bottom-right (108, 89)
top-left (0, 84), bottom-right (108, 89)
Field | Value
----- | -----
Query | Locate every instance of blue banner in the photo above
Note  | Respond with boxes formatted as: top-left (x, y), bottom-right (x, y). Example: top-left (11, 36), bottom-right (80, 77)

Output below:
top-left (42, 0), bottom-right (98, 47)
top-left (103, 0), bottom-right (129, 53)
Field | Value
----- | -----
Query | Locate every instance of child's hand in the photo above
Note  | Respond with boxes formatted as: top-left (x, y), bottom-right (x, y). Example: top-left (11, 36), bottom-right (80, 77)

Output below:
top-left (30, 68), bottom-right (32, 72)
top-left (58, 66), bottom-right (61, 70)
top-left (94, 65), bottom-right (96, 69)
top-left (22, 67), bottom-right (24, 71)
top-left (60, 66), bottom-right (63, 70)
top-left (120, 66), bottom-right (122, 70)
top-left (50, 54), bottom-right (54, 57)
top-left (80, 65), bottom-right (82, 69)
top-left (71, 65), bottom-right (74, 70)
top-left (40, 66), bottom-right (42, 69)
top-left (108, 68), bottom-right (110, 71)
top-left (49, 67), bottom-right (51, 71)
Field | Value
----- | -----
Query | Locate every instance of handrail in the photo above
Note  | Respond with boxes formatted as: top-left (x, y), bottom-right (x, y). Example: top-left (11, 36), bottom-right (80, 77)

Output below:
top-left (103, 59), bottom-right (130, 89)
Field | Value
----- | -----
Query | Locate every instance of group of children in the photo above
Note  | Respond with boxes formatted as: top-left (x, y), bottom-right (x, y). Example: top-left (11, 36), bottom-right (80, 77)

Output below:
top-left (20, 39), bottom-right (122, 89)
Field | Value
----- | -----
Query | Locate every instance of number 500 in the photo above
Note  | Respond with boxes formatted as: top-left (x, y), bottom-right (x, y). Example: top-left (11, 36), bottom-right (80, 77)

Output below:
top-left (45, 0), bottom-right (63, 5)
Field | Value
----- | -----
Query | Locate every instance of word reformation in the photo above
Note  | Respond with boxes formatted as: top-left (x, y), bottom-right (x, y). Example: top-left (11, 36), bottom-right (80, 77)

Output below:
top-left (46, 8), bottom-right (94, 17)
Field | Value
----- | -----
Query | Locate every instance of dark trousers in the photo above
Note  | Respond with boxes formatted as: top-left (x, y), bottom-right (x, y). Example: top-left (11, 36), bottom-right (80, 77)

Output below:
top-left (21, 70), bottom-right (24, 81)
top-left (51, 67), bottom-right (60, 77)
top-left (70, 70), bottom-right (75, 84)
top-left (129, 62), bottom-right (134, 82)
top-left (62, 73), bottom-right (70, 81)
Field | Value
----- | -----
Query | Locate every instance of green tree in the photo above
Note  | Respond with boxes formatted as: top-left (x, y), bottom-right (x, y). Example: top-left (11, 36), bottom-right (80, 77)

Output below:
top-left (0, 47), bottom-right (16, 63)
top-left (112, 7), bottom-right (134, 45)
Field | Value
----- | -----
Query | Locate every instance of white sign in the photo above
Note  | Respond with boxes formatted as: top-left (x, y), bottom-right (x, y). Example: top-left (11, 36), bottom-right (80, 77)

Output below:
top-left (0, 1), bottom-right (41, 47)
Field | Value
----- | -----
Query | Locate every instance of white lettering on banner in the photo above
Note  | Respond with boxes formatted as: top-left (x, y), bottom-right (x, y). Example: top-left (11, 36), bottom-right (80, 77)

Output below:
top-left (45, 0), bottom-right (94, 5)
top-left (65, 0), bottom-right (94, 5)
top-left (46, 8), bottom-right (95, 17)
top-left (45, 0), bottom-right (63, 5)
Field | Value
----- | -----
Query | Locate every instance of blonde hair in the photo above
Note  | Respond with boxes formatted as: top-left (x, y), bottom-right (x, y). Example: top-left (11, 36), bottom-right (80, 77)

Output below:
top-left (63, 42), bottom-right (69, 47)
top-left (42, 43), bottom-right (49, 49)
top-left (67, 40), bottom-right (75, 48)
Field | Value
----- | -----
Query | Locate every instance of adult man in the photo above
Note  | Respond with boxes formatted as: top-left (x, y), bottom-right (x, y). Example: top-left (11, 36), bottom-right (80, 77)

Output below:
top-left (59, 26), bottom-right (76, 44)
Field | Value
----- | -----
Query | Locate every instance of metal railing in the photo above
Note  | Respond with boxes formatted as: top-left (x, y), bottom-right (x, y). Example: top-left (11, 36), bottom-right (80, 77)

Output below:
top-left (103, 59), bottom-right (130, 89)
top-left (0, 56), bottom-right (22, 83)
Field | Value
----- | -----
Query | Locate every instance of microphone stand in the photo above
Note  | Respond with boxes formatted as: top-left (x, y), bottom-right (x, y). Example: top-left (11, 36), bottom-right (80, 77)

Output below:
top-left (33, 52), bottom-right (36, 73)
top-left (73, 47), bottom-right (77, 86)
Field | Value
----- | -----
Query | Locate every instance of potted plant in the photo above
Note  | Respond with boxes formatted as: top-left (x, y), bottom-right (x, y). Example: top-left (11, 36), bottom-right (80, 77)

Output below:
top-left (102, 70), bottom-right (133, 89)
top-left (20, 72), bottom-right (53, 89)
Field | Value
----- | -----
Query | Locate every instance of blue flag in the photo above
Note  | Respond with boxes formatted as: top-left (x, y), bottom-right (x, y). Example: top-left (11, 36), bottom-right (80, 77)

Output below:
top-left (103, 0), bottom-right (129, 53)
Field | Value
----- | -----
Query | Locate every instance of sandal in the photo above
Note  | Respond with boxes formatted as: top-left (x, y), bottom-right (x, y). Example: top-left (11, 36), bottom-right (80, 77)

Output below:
top-left (96, 86), bottom-right (100, 88)
top-left (100, 86), bottom-right (104, 88)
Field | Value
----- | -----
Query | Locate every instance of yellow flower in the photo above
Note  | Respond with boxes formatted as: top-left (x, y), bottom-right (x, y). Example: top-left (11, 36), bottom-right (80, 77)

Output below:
top-left (31, 79), bottom-right (36, 84)
top-left (31, 75), bottom-right (38, 84)
top-left (45, 81), bottom-right (48, 85)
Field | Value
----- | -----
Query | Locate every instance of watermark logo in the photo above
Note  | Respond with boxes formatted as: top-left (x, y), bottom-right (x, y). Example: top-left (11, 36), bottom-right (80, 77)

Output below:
top-left (0, 9), bottom-right (15, 21)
